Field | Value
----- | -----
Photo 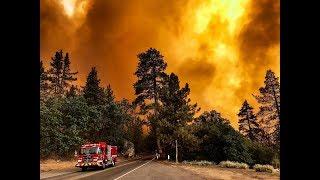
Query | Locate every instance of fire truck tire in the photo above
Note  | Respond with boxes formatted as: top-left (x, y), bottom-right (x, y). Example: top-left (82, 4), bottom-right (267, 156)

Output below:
top-left (81, 167), bottom-right (87, 172)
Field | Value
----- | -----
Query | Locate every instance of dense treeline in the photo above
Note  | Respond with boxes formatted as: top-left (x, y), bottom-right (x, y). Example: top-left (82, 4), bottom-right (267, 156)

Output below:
top-left (40, 48), bottom-right (279, 167)
top-left (40, 51), bottom-right (144, 159)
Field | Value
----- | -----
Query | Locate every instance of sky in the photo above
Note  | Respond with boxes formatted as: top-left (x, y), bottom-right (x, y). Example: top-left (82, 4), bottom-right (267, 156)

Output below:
top-left (40, 0), bottom-right (280, 128)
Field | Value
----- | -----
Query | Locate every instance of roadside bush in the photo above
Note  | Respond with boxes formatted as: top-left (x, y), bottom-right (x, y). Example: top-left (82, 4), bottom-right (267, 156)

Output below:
top-left (219, 161), bottom-right (249, 169)
top-left (195, 111), bottom-right (253, 165)
top-left (271, 156), bottom-right (280, 169)
top-left (248, 142), bottom-right (276, 166)
top-left (182, 160), bottom-right (215, 166)
top-left (253, 164), bottom-right (275, 173)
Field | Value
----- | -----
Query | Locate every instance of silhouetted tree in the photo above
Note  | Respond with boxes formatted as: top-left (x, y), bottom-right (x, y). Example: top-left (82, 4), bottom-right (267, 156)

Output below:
top-left (96, 85), bottom-right (120, 143)
top-left (158, 73), bottom-right (200, 157)
top-left (40, 60), bottom-right (49, 98)
top-left (105, 84), bottom-right (115, 102)
top-left (66, 85), bottom-right (78, 98)
top-left (254, 70), bottom-right (280, 146)
top-left (238, 100), bottom-right (261, 141)
top-left (83, 67), bottom-right (105, 106)
top-left (62, 53), bottom-right (78, 90)
top-left (133, 48), bottom-right (167, 154)
top-left (47, 50), bottom-right (77, 95)
top-left (48, 50), bottom-right (64, 95)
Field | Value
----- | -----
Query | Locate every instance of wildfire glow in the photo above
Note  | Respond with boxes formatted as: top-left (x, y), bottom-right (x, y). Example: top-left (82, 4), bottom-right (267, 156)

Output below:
top-left (60, 0), bottom-right (89, 19)
top-left (41, 0), bottom-right (280, 128)
top-left (194, 0), bottom-right (248, 34)
top-left (61, 0), bottom-right (76, 17)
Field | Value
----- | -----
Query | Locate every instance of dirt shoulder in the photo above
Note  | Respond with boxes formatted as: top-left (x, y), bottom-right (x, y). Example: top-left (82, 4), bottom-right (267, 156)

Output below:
top-left (162, 161), bottom-right (280, 180)
top-left (40, 156), bottom-right (132, 173)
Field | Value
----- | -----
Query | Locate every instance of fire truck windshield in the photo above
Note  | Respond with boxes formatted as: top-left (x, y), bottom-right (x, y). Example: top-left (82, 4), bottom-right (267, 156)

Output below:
top-left (80, 147), bottom-right (98, 155)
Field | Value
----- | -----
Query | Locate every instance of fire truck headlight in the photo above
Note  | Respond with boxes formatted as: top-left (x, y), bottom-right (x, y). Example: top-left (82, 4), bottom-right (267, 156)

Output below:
top-left (77, 159), bottom-right (82, 162)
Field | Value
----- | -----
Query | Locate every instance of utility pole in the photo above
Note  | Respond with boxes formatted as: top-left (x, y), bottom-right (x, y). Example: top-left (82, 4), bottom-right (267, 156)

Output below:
top-left (175, 140), bottom-right (178, 163)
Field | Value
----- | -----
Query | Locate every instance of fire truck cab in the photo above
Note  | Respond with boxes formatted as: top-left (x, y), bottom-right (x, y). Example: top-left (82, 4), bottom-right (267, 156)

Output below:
top-left (75, 142), bottom-right (117, 171)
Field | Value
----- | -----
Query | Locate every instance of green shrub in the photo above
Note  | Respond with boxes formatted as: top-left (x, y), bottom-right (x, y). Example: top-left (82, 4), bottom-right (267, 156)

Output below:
top-left (253, 164), bottom-right (275, 173)
top-left (271, 156), bottom-right (280, 169)
top-left (195, 111), bottom-right (253, 165)
top-left (248, 142), bottom-right (276, 166)
top-left (219, 161), bottom-right (249, 169)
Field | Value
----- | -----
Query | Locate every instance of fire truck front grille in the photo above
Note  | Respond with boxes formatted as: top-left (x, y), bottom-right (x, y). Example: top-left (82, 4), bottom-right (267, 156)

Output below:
top-left (84, 155), bottom-right (92, 163)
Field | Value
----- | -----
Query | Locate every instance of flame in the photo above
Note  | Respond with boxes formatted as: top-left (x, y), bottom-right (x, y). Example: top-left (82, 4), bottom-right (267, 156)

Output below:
top-left (168, 0), bottom-right (252, 125)
top-left (194, 0), bottom-right (249, 34)
top-left (61, 0), bottom-right (76, 17)
top-left (60, 0), bottom-right (89, 18)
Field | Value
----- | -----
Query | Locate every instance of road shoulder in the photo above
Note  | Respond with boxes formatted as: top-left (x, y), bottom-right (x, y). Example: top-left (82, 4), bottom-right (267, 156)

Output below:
top-left (162, 161), bottom-right (280, 180)
top-left (40, 156), bottom-right (140, 179)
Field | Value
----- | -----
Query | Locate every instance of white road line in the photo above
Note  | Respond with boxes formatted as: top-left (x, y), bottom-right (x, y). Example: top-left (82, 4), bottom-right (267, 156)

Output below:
top-left (113, 157), bottom-right (155, 180)
top-left (68, 160), bottom-right (141, 180)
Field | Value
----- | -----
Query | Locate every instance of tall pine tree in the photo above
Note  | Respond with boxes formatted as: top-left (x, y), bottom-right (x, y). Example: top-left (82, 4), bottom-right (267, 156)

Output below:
top-left (48, 50), bottom-right (64, 95)
top-left (158, 73), bottom-right (200, 156)
top-left (47, 50), bottom-right (77, 95)
top-left (237, 100), bottom-right (261, 141)
top-left (254, 70), bottom-right (280, 146)
top-left (62, 53), bottom-right (78, 91)
top-left (159, 73), bottom-right (199, 127)
top-left (133, 48), bottom-right (167, 154)
top-left (83, 67), bottom-right (105, 106)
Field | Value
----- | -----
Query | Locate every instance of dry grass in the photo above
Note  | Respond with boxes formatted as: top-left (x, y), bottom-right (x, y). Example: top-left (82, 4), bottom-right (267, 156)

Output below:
top-left (182, 160), bottom-right (214, 166)
top-left (219, 161), bottom-right (249, 169)
top-left (40, 159), bottom-right (77, 172)
top-left (40, 156), bottom-right (127, 173)
top-left (166, 162), bottom-right (280, 180)
top-left (253, 164), bottom-right (277, 173)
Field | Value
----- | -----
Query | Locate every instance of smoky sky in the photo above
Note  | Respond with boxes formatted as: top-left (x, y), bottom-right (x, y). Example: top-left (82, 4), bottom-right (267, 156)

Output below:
top-left (41, 0), bottom-right (280, 128)
top-left (236, 0), bottom-right (280, 107)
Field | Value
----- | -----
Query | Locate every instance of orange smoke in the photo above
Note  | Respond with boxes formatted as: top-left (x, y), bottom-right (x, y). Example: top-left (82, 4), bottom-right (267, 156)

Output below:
top-left (41, 0), bottom-right (279, 128)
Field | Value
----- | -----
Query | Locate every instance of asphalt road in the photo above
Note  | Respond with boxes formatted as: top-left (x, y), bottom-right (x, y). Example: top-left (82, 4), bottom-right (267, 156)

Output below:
top-left (42, 156), bottom-right (205, 180)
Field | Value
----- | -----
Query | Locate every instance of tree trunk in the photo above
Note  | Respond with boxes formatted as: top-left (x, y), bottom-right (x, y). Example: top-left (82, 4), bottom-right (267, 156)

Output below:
top-left (246, 112), bottom-right (253, 141)
top-left (272, 87), bottom-right (280, 121)
top-left (175, 140), bottom-right (178, 163)
top-left (156, 135), bottom-right (162, 154)
top-left (152, 66), bottom-right (162, 155)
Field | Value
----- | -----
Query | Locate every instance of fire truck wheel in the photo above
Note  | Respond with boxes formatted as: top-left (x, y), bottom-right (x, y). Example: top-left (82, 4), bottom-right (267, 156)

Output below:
top-left (81, 167), bottom-right (87, 172)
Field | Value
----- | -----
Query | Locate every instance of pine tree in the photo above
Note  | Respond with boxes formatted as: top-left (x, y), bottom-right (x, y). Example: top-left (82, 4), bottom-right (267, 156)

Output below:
top-left (105, 84), bottom-right (115, 103)
top-left (253, 70), bottom-right (280, 146)
top-left (62, 53), bottom-right (78, 91)
top-left (47, 50), bottom-right (78, 95)
top-left (237, 100), bottom-right (261, 141)
top-left (158, 73), bottom-right (200, 156)
top-left (83, 67), bottom-right (105, 106)
top-left (133, 48), bottom-right (167, 154)
top-left (48, 50), bottom-right (64, 95)
top-left (159, 73), bottom-right (200, 127)
top-left (66, 85), bottom-right (78, 98)
top-left (40, 60), bottom-right (49, 98)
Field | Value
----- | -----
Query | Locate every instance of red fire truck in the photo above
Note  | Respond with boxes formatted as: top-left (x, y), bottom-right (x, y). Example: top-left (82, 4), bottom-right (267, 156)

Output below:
top-left (75, 142), bottom-right (117, 171)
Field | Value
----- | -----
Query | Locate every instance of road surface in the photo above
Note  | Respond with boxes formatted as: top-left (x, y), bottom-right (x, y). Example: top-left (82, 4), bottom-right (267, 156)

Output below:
top-left (41, 156), bottom-right (204, 180)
